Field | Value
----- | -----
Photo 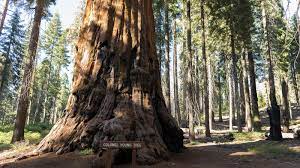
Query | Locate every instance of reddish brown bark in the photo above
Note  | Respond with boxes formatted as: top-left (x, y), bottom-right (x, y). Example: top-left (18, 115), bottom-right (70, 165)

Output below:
top-left (36, 0), bottom-right (183, 164)
top-left (12, 0), bottom-right (45, 143)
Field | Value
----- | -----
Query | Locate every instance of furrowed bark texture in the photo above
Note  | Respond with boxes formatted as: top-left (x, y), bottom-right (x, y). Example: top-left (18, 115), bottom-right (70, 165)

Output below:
top-left (281, 79), bottom-right (290, 133)
top-left (12, 0), bottom-right (45, 143)
top-left (36, 0), bottom-right (183, 164)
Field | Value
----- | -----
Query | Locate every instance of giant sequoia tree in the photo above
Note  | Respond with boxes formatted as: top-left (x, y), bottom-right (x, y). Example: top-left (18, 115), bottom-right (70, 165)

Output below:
top-left (36, 0), bottom-right (183, 164)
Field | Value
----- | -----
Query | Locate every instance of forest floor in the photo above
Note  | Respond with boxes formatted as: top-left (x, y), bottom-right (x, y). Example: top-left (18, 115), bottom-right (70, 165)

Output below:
top-left (1, 138), bottom-right (300, 168)
top-left (0, 106), bottom-right (300, 168)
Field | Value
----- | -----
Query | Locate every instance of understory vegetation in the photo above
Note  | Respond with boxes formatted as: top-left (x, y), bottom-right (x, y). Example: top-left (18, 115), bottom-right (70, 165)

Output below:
top-left (0, 124), bottom-right (52, 152)
top-left (0, 0), bottom-right (300, 167)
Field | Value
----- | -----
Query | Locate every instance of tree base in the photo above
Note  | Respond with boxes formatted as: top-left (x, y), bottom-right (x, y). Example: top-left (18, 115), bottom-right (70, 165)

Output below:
top-left (35, 77), bottom-right (183, 164)
top-left (267, 106), bottom-right (282, 141)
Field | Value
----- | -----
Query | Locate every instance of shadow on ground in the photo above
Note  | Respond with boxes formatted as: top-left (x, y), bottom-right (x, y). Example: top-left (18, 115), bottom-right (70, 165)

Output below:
top-left (2, 139), bottom-right (300, 168)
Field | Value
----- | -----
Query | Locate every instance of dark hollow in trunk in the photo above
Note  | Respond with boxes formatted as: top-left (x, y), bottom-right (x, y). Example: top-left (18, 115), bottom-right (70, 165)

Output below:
top-left (36, 0), bottom-right (183, 164)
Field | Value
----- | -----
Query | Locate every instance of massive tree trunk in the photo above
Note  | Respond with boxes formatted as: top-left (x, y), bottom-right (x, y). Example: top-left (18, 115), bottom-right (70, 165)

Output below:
top-left (12, 0), bottom-right (44, 143)
top-left (187, 0), bottom-right (195, 141)
top-left (36, 0), bottom-right (183, 164)
top-left (242, 51), bottom-right (252, 131)
top-left (248, 51), bottom-right (261, 131)
top-left (262, 2), bottom-right (282, 140)
top-left (164, 0), bottom-right (171, 111)
top-left (0, 0), bottom-right (9, 36)
top-left (201, 0), bottom-right (210, 137)
top-left (281, 79), bottom-right (290, 133)
top-left (173, 20), bottom-right (181, 125)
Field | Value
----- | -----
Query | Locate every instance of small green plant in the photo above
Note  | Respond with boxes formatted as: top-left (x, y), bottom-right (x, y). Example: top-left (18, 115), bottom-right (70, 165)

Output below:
top-left (248, 142), bottom-right (299, 158)
top-left (189, 141), bottom-right (200, 145)
top-left (80, 148), bottom-right (94, 155)
top-left (0, 124), bottom-right (53, 152)
top-left (232, 132), bottom-right (265, 141)
top-left (0, 125), bottom-right (14, 132)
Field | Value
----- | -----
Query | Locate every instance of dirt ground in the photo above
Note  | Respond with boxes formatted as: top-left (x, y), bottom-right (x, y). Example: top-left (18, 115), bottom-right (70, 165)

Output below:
top-left (1, 140), bottom-right (299, 168)
top-left (1, 106), bottom-right (300, 168)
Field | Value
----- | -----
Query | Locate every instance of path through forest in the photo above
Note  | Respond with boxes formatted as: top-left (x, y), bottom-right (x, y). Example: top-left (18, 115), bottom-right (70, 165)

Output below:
top-left (2, 139), bottom-right (300, 168)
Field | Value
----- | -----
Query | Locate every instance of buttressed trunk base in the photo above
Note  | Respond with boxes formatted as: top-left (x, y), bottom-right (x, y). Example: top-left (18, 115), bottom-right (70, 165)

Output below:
top-left (36, 0), bottom-right (183, 164)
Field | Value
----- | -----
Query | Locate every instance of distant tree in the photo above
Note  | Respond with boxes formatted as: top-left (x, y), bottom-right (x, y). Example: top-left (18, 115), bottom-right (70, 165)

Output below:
top-left (0, 9), bottom-right (25, 95)
top-left (201, 0), bottom-right (210, 137)
top-left (289, 16), bottom-right (300, 105)
top-left (0, 0), bottom-right (10, 36)
top-left (261, 0), bottom-right (282, 141)
top-left (173, 20), bottom-right (181, 124)
top-left (12, 0), bottom-right (56, 143)
top-left (0, 9), bottom-right (25, 120)
top-left (164, 0), bottom-right (171, 111)
top-left (39, 13), bottom-right (64, 123)
top-left (187, 0), bottom-right (195, 141)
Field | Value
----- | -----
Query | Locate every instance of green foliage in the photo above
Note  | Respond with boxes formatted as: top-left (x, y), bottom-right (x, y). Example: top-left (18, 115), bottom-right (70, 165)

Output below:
top-left (248, 142), bottom-right (299, 158)
top-left (258, 93), bottom-right (267, 109)
top-left (28, 13), bottom-right (70, 125)
top-left (0, 9), bottom-right (25, 88)
top-left (79, 148), bottom-right (94, 155)
top-left (0, 9), bottom-right (25, 122)
top-left (232, 132), bottom-right (265, 141)
top-left (289, 15), bottom-right (300, 73)
top-left (0, 124), bottom-right (52, 152)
